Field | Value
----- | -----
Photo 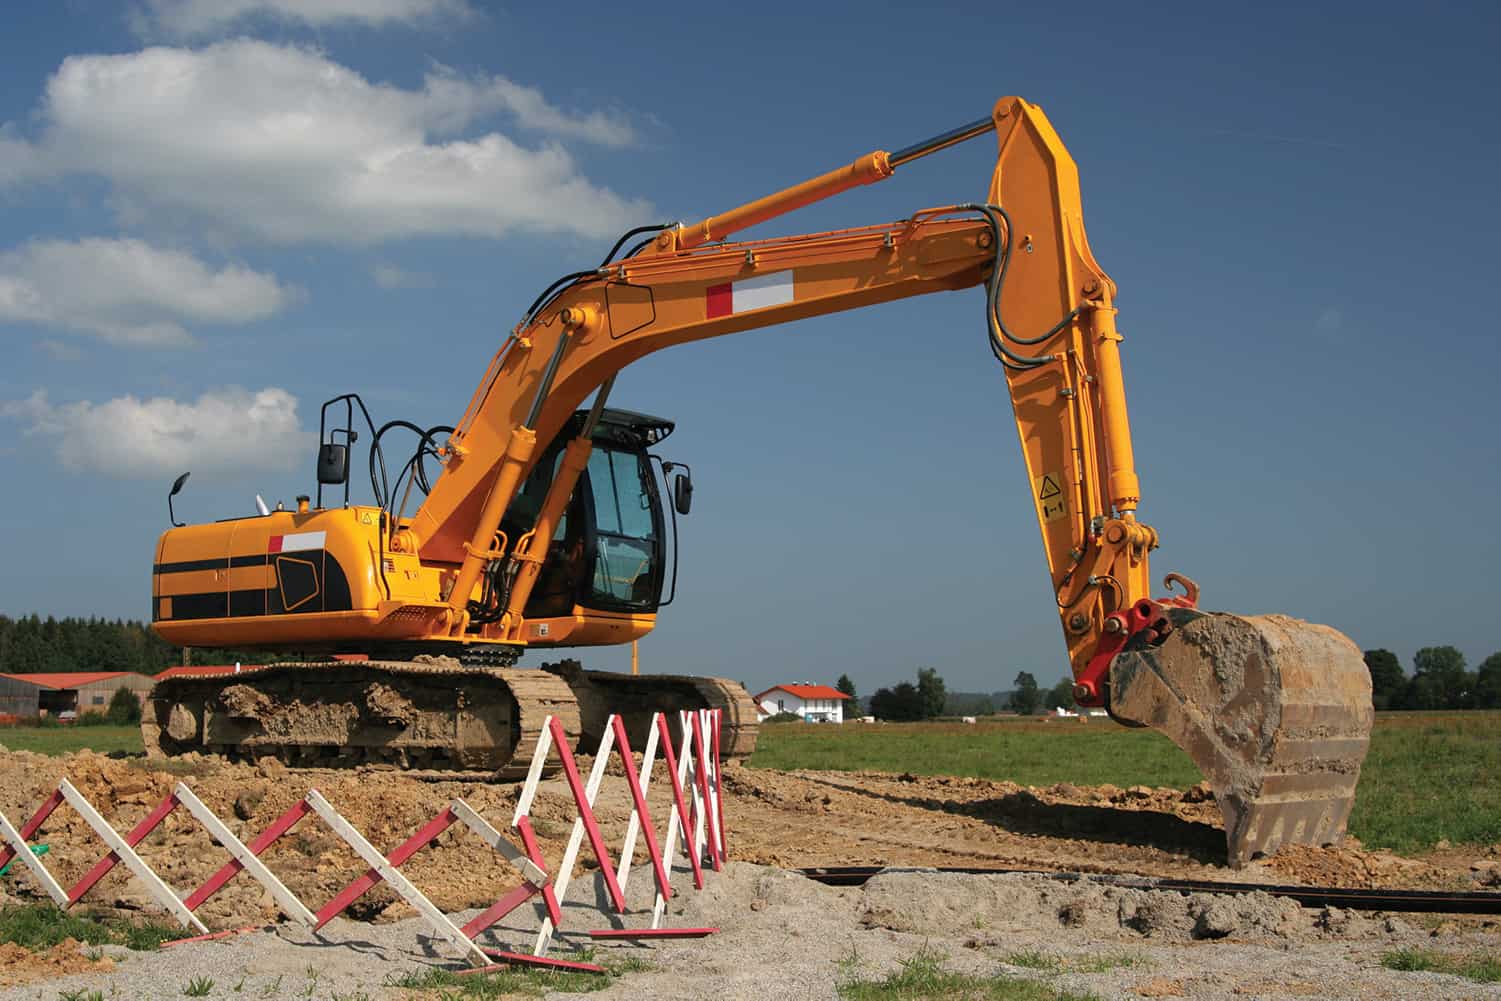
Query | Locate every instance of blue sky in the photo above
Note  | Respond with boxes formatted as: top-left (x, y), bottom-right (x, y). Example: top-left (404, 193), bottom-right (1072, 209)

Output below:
top-left (1, 1), bottom-right (1498, 695)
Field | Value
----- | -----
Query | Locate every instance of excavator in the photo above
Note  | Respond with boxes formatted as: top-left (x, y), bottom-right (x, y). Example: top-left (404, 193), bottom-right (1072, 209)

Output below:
top-left (146, 96), bottom-right (1373, 866)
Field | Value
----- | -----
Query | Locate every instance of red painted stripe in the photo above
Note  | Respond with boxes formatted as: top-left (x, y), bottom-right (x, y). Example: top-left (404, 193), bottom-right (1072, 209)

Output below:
top-left (690, 713), bottom-right (722, 871)
top-left (587, 927), bottom-right (717, 939)
top-left (610, 715), bottom-right (670, 901)
top-left (313, 807), bottom-right (458, 930)
top-left (0, 789), bottom-right (64, 871)
top-left (470, 950), bottom-right (605, 974)
top-left (712, 709), bottom-right (727, 859)
top-left (655, 713), bottom-right (703, 889)
top-left (549, 716), bottom-right (625, 912)
top-left (705, 282), bottom-right (732, 319)
top-left (67, 793), bottom-right (180, 906)
top-left (185, 798), bottom-right (311, 912)
top-left (516, 815), bottom-right (562, 926)
top-left (161, 926), bottom-right (263, 948)
top-left (459, 881), bottom-right (540, 938)
top-left (267, 536), bottom-right (283, 553)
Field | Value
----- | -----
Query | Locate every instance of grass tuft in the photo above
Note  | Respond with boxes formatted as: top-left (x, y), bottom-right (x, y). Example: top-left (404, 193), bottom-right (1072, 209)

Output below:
top-left (837, 944), bottom-right (1099, 1000)
top-left (381, 949), bottom-right (650, 998)
top-left (1381, 947), bottom-right (1501, 983)
top-left (183, 975), bottom-right (215, 996)
top-left (0, 903), bottom-right (177, 953)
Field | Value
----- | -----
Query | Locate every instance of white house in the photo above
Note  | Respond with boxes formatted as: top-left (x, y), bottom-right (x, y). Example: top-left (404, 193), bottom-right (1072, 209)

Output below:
top-left (754, 683), bottom-right (853, 723)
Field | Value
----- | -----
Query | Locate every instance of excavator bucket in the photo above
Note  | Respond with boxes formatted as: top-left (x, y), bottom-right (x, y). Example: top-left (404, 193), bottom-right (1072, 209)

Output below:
top-left (1108, 610), bottom-right (1373, 866)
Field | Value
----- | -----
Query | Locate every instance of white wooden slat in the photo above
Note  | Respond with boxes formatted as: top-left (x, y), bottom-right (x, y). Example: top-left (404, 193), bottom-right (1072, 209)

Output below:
top-left (512, 716), bottom-right (556, 826)
top-left (531, 719), bottom-right (615, 956)
top-left (172, 783), bottom-right (315, 926)
top-left (615, 713), bottom-right (661, 895)
top-left (652, 721), bottom-right (697, 929)
top-left (304, 790), bottom-right (488, 968)
top-left (58, 779), bottom-right (206, 933)
top-left (451, 800), bottom-right (547, 887)
top-left (0, 805), bottom-right (67, 906)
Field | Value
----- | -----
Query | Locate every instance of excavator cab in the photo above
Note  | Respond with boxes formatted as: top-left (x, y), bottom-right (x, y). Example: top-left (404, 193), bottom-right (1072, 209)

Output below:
top-left (509, 408), bottom-right (683, 621)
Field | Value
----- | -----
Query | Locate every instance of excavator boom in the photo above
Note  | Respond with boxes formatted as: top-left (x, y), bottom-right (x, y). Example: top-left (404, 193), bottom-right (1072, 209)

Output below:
top-left (147, 97), bottom-right (1373, 865)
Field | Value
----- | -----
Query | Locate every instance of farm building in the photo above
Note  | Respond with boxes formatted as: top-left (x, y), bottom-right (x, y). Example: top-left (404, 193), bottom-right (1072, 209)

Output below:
top-left (754, 683), bottom-right (852, 723)
top-left (0, 671), bottom-right (155, 719)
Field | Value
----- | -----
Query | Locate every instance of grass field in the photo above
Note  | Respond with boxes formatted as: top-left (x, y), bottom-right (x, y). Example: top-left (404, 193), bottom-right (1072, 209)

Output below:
top-left (749, 711), bottom-right (1501, 855)
top-left (1, 712), bottom-right (1494, 856)
top-left (0, 724), bottom-right (141, 756)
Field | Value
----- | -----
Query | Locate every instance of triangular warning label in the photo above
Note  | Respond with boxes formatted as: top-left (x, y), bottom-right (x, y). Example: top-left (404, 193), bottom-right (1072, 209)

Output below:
top-left (1038, 475), bottom-right (1061, 500)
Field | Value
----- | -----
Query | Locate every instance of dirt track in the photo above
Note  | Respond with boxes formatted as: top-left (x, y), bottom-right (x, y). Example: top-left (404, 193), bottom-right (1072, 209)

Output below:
top-left (0, 746), bottom-right (1487, 937)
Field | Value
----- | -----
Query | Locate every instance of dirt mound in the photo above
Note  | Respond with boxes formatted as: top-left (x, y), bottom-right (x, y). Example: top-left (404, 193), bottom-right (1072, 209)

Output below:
top-left (0, 938), bottom-right (111, 987)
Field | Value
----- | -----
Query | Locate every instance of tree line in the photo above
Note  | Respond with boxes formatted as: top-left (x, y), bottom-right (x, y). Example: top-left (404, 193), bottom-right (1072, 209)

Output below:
top-left (846, 646), bottom-right (1501, 722)
top-left (1364, 646), bottom-right (1501, 710)
top-left (0, 614), bottom-right (276, 676)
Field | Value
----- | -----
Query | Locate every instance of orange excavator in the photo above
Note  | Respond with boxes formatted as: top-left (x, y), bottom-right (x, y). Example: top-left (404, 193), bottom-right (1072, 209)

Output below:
top-left (146, 96), bottom-right (1372, 866)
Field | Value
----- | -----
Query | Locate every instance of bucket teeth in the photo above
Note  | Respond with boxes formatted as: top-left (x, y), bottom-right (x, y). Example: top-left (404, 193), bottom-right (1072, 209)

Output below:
top-left (1108, 610), bottom-right (1373, 866)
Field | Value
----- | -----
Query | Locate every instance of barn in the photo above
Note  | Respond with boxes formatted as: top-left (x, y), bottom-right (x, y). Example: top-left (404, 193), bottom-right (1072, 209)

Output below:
top-left (0, 671), bottom-right (156, 720)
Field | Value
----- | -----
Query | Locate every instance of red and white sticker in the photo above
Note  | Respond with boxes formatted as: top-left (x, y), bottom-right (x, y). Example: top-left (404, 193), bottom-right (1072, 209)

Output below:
top-left (269, 531), bottom-right (326, 553)
top-left (705, 271), bottom-right (794, 318)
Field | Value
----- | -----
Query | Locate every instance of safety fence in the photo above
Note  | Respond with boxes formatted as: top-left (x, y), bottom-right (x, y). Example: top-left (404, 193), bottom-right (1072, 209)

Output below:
top-left (0, 709), bottom-right (727, 976)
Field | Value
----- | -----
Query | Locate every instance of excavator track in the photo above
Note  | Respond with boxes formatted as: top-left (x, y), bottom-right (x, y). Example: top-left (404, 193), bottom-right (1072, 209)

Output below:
top-left (142, 659), bottom-right (758, 779)
top-left (1108, 610), bottom-right (1374, 866)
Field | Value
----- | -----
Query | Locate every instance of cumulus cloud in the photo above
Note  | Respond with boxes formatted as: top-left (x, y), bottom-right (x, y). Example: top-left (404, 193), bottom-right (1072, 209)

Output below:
top-left (1, 41), bottom-right (647, 244)
top-left (1, 387), bottom-right (314, 477)
top-left (134, 0), bottom-right (475, 38)
top-left (0, 237), bottom-right (295, 346)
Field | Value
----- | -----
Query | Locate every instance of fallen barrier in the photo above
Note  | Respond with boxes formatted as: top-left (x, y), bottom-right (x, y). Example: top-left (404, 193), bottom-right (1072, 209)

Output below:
top-left (0, 708), bottom-right (728, 975)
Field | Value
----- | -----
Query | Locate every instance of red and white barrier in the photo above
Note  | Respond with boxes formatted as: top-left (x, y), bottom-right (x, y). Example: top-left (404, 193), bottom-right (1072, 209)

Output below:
top-left (0, 706), bottom-right (731, 976)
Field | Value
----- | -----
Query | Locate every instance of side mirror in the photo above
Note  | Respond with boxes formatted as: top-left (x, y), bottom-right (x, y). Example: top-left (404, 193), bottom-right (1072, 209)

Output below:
top-left (317, 443), bottom-right (349, 485)
top-left (168, 471), bottom-right (191, 527)
top-left (673, 473), bottom-right (693, 516)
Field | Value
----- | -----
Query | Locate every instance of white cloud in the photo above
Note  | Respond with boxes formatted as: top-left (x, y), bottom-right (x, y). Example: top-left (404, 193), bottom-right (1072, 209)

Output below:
top-left (134, 0), bottom-right (475, 38)
top-left (0, 237), bottom-right (295, 346)
top-left (372, 262), bottom-right (434, 288)
top-left (1, 387), bottom-right (314, 477)
top-left (1, 41), bottom-right (647, 244)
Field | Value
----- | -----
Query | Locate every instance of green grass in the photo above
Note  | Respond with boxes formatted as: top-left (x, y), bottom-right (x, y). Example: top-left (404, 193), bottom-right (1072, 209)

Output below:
top-left (836, 945), bottom-right (1097, 1001)
top-left (0, 902), bottom-right (178, 952)
top-left (183, 975), bottom-right (215, 996)
top-left (750, 719), bottom-right (1203, 789)
top-left (1381, 947), bottom-right (1501, 982)
top-left (383, 952), bottom-right (652, 998)
top-left (749, 711), bottom-right (1501, 855)
top-left (0, 724), bottom-right (141, 756)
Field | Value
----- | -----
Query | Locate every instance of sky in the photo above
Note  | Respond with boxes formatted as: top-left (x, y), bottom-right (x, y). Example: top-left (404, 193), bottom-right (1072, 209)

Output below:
top-left (1, 1), bottom-right (1498, 696)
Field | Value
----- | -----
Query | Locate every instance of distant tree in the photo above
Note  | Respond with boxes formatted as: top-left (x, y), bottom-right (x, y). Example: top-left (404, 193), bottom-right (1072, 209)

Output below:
top-left (916, 667), bottom-right (946, 720)
top-left (1363, 649), bottom-right (1405, 709)
top-left (764, 711), bottom-right (802, 724)
top-left (943, 692), bottom-right (995, 716)
top-left (1476, 652), bottom-right (1501, 710)
top-left (869, 682), bottom-right (925, 721)
top-left (835, 674), bottom-right (857, 702)
top-left (1410, 646), bottom-right (1471, 709)
top-left (1010, 671), bottom-right (1041, 715)
top-left (107, 686), bottom-right (142, 725)
top-left (1045, 678), bottom-right (1076, 710)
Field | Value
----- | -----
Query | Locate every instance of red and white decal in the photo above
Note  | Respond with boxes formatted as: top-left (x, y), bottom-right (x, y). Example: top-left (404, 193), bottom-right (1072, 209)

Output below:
top-left (705, 271), bottom-right (794, 319)
top-left (269, 531), bottom-right (326, 553)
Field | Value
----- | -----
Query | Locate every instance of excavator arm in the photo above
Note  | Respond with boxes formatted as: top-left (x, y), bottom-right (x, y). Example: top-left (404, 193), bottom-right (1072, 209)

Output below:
top-left (405, 96), bottom-right (1374, 865)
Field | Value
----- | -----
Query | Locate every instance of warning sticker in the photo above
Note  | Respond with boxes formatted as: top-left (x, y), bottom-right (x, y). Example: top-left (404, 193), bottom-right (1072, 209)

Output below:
top-left (1034, 471), bottom-right (1067, 524)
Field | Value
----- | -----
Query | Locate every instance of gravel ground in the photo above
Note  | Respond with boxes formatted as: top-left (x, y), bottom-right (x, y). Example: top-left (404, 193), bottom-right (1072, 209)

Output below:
top-left (4, 863), bottom-right (1498, 1001)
